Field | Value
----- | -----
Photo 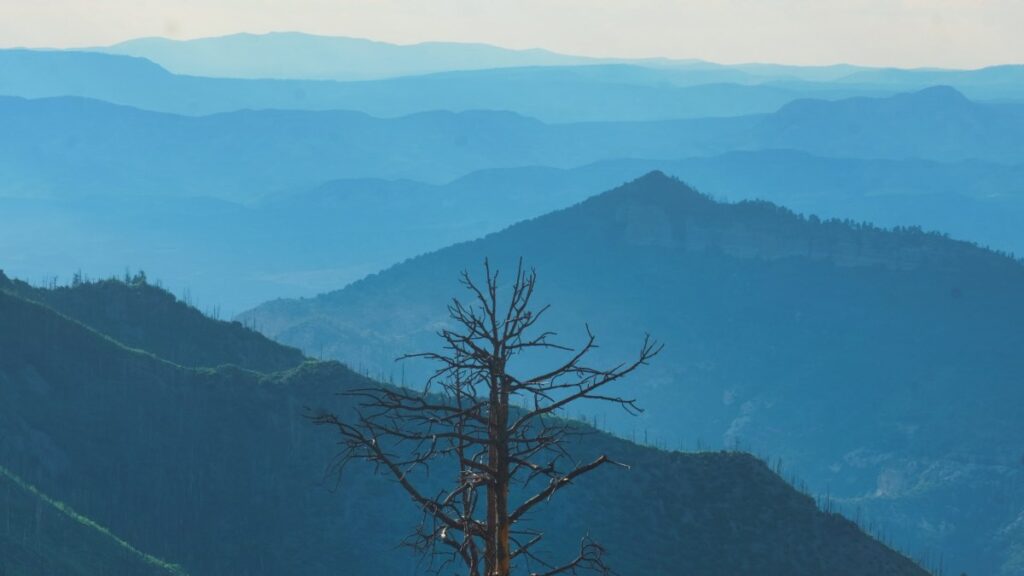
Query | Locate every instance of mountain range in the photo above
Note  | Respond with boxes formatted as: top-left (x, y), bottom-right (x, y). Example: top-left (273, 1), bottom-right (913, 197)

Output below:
top-left (3, 29), bottom-right (1023, 576)
top-left (9, 45), bottom-right (1018, 125)
top-left (87, 31), bottom-right (877, 83)
top-left (0, 271), bottom-right (928, 575)
top-left (94, 32), bottom-right (599, 81)
top-left (84, 32), bottom-right (1024, 103)
top-left (4, 49), bottom-right (877, 122)
top-left (242, 172), bottom-right (1024, 576)
top-left (3, 86), bottom-right (1023, 202)
top-left (4, 149), bottom-right (1023, 314)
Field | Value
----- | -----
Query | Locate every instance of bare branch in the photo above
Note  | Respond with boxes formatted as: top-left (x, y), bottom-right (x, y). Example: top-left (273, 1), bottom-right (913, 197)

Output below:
top-left (529, 537), bottom-right (613, 576)
top-left (511, 455), bottom-right (628, 523)
top-left (314, 260), bottom-right (657, 576)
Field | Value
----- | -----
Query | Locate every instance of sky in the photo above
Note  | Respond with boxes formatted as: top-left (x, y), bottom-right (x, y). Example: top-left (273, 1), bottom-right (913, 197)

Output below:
top-left (1, 0), bottom-right (1022, 69)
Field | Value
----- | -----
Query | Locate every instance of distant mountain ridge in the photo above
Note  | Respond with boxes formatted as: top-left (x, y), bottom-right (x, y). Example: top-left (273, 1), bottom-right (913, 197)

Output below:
top-left (0, 48), bottom-right (884, 121)
top-left (3, 47), bottom-right (1021, 124)
top-left (2, 87), bottom-right (1022, 202)
top-left (91, 31), bottom-right (868, 84)
top-left (85, 32), bottom-right (1024, 102)
top-left (839, 64), bottom-right (1024, 99)
top-left (95, 31), bottom-right (599, 80)
top-left (4, 149), bottom-right (1024, 315)
top-left (759, 85), bottom-right (1024, 162)
top-left (241, 172), bottom-right (1024, 575)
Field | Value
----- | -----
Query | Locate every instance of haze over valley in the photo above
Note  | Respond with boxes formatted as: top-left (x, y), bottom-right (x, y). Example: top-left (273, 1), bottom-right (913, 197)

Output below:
top-left (2, 9), bottom-right (1023, 576)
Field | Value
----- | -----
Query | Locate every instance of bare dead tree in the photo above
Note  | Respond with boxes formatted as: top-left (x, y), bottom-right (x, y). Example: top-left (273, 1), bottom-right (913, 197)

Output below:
top-left (314, 259), bottom-right (661, 576)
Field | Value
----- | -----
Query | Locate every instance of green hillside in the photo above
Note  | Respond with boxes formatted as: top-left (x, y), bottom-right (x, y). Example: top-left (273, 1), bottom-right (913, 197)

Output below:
top-left (0, 466), bottom-right (185, 576)
top-left (0, 271), bottom-right (305, 372)
top-left (0, 286), bottom-right (926, 575)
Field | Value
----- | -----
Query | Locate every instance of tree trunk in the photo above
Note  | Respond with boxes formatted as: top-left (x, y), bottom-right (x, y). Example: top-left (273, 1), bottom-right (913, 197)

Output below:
top-left (487, 367), bottom-right (512, 576)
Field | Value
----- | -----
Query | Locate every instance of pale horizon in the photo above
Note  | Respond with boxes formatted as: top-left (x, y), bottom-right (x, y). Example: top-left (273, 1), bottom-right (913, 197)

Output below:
top-left (2, 0), bottom-right (1023, 69)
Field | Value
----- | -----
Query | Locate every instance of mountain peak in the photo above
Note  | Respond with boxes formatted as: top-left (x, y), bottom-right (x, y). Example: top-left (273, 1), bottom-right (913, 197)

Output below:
top-left (239, 171), bottom-right (1022, 576)
top-left (599, 170), bottom-right (712, 209)
top-left (518, 170), bottom-right (1010, 274)
top-left (632, 169), bottom-right (673, 183)
top-left (614, 170), bottom-right (698, 194)
top-left (903, 84), bottom-right (971, 105)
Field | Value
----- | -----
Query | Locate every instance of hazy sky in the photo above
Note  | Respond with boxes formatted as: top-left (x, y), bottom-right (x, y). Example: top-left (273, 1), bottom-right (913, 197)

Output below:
top-left (1, 0), bottom-right (1022, 68)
